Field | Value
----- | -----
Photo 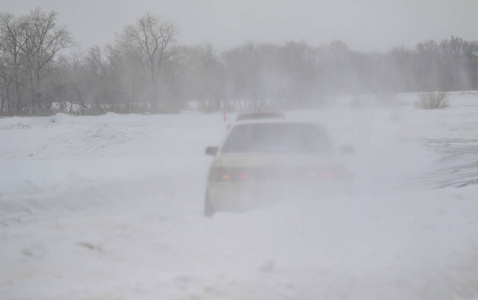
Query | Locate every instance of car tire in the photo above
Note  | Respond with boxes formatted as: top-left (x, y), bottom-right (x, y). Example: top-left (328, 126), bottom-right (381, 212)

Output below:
top-left (204, 192), bottom-right (215, 217)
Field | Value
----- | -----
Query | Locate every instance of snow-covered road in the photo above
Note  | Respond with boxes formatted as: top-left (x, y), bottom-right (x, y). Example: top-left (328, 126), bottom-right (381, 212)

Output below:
top-left (1, 94), bottom-right (477, 300)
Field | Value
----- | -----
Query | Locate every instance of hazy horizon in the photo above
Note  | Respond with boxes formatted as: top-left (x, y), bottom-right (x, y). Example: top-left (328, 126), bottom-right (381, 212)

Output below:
top-left (2, 0), bottom-right (478, 52)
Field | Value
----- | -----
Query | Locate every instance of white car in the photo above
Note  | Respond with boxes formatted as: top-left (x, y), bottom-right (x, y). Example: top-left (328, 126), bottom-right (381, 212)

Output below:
top-left (204, 119), bottom-right (353, 216)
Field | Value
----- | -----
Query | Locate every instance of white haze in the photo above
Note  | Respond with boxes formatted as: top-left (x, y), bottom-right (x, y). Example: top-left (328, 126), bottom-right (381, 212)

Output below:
top-left (2, 0), bottom-right (478, 51)
top-left (1, 93), bottom-right (478, 299)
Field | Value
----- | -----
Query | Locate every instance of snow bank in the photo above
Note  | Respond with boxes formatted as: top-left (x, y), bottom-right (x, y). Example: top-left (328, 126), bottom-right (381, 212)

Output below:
top-left (1, 94), bottom-right (477, 300)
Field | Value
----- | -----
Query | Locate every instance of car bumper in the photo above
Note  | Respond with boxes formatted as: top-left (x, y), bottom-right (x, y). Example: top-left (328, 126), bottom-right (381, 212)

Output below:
top-left (207, 179), bottom-right (350, 212)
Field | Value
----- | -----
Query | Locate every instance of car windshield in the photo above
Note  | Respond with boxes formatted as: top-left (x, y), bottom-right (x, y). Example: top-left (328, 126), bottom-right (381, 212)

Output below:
top-left (221, 123), bottom-right (333, 153)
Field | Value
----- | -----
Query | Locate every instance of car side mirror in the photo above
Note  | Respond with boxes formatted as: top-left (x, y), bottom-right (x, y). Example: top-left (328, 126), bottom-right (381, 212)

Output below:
top-left (340, 145), bottom-right (354, 154)
top-left (205, 146), bottom-right (219, 156)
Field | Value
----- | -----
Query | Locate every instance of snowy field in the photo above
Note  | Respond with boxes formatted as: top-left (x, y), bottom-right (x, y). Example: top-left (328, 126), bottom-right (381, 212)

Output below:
top-left (1, 93), bottom-right (478, 300)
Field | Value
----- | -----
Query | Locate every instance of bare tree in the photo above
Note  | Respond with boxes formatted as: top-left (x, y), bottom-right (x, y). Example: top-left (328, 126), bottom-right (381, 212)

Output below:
top-left (178, 44), bottom-right (226, 111)
top-left (0, 12), bottom-right (28, 114)
top-left (0, 58), bottom-right (9, 114)
top-left (118, 13), bottom-right (176, 111)
top-left (20, 8), bottom-right (73, 114)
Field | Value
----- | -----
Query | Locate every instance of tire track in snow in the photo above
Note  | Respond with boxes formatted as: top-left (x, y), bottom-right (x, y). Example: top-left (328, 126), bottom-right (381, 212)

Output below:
top-left (423, 138), bottom-right (478, 188)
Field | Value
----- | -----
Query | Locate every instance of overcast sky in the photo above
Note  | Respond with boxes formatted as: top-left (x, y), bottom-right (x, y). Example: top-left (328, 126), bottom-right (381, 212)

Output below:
top-left (3, 0), bottom-right (478, 52)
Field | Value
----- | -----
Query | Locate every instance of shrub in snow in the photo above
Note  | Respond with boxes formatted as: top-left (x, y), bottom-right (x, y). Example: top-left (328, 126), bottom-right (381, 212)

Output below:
top-left (415, 92), bottom-right (450, 109)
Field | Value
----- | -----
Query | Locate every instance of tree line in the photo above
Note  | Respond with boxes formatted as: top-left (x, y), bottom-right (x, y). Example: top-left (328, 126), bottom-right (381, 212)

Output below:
top-left (1, 8), bottom-right (478, 116)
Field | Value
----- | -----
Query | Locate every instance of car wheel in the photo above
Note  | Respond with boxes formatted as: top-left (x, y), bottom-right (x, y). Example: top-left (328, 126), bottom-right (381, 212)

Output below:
top-left (204, 192), bottom-right (215, 217)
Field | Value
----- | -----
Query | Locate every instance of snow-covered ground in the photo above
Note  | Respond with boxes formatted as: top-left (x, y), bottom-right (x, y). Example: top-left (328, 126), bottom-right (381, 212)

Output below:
top-left (1, 93), bottom-right (477, 300)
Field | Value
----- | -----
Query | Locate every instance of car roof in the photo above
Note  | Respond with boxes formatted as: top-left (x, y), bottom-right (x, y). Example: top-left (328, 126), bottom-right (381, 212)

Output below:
top-left (229, 119), bottom-right (321, 127)
top-left (237, 109), bottom-right (284, 115)
top-left (236, 110), bottom-right (285, 121)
